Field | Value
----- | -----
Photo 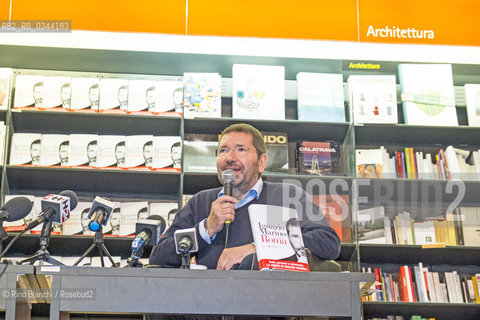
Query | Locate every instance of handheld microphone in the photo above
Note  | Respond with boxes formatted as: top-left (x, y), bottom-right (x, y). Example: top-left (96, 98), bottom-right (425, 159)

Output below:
top-left (221, 169), bottom-right (235, 224)
top-left (0, 197), bottom-right (33, 240)
top-left (174, 227), bottom-right (198, 254)
top-left (87, 197), bottom-right (114, 232)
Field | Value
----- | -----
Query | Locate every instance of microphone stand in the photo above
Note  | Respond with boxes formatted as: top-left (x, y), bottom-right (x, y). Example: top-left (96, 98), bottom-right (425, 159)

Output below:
top-left (180, 250), bottom-right (191, 269)
top-left (73, 225), bottom-right (117, 267)
top-left (20, 220), bottom-right (64, 266)
top-left (127, 247), bottom-right (144, 268)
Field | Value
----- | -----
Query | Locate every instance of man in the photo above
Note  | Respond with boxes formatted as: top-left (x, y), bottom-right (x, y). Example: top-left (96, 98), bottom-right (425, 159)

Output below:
top-left (32, 81), bottom-right (43, 107)
top-left (87, 84), bottom-right (100, 109)
top-left (114, 141), bottom-right (126, 167)
top-left (86, 140), bottom-right (98, 166)
top-left (145, 86), bottom-right (156, 111)
top-left (58, 140), bottom-right (69, 166)
top-left (283, 218), bottom-right (308, 263)
top-left (149, 123), bottom-right (340, 270)
top-left (117, 85), bottom-right (128, 110)
top-left (142, 141), bottom-right (154, 167)
top-left (60, 83), bottom-right (71, 109)
top-left (109, 208), bottom-right (121, 235)
top-left (29, 139), bottom-right (41, 165)
top-left (170, 141), bottom-right (181, 168)
top-left (172, 86), bottom-right (183, 113)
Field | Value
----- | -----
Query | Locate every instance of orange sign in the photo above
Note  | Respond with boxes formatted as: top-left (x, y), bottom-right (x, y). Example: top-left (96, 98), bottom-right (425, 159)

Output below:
top-left (0, 0), bottom-right (10, 20)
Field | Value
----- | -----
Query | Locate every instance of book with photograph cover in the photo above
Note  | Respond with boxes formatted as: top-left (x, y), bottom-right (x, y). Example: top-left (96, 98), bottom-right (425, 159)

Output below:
top-left (356, 149), bottom-right (383, 178)
top-left (13, 75), bottom-right (45, 109)
top-left (152, 136), bottom-right (182, 170)
top-left (119, 202), bottom-right (149, 236)
top-left (2, 195), bottom-right (35, 232)
top-left (297, 72), bottom-right (345, 122)
top-left (312, 194), bottom-right (351, 242)
top-left (248, 204), bottom-right (309, 272)
top-left (357, 206), bottom-right (387, 244)
top-left (183, 73), bottom-right (221, 118)
top-left (41, 76), bottom-right (71, 110)
top-left (124, 135), bottom-right (154, 168)
top-left (128, 78), bottom-right (184, 115)
top-left (98, 78), bottom-right (129, 113)
top-left (104, 203), bottom-right (121, 236)
top-left (68, 134), bottom-right (98, 167)
top-left (157, 79), bottom-right (184, 114)
top-left (9, 133), bottom-right (42, 165)
top-left (149, 202), bottom-right (178, 233)
top-left (0, 68), bottom-right (12, 110)
top-left (465, 84), bottom-right (480, 127)
top-left (296, 141), bottom-right (342, 176)
top-left (262, 131), bottom-right (289, 174)
top-left (96, 135), bottom-right (126, 168)
top-left (348, 75), bottom-right (398, 124)
top-left (63, 201), bottom-right (91, 236)
top-left (232, 64), bottom-right (285, 120)
top-left (39, 134), bottom-right (70, 166)
top-left (70, 77), bottom-right (100, 112)
top-left (184, 134), bottom-right (218, 173)
top-left (399, 63), bottom-right (457, 126)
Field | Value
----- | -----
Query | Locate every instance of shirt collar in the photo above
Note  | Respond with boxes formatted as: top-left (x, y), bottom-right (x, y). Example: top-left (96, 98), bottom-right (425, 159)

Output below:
top-left (218, 177), bottom-right (263, 200)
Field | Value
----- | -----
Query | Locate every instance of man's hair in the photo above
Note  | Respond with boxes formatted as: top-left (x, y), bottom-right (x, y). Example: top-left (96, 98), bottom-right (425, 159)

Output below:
top-left (143, 140), bottom-right (153, 150)
top-left (115, 141), bottom-right (126, 149)
top-left (59, 140), bottom-right (69, 150)
top-left (31, 139), bottom-right (41, 147)
top-left (33, 82), bottom-right (44, 89)
top-left (218, 123), bottom-right (265, 157)
top-left (146, 86), bottom-right (155, 94)
top-left (61, 83), bottom-right (71, 91)
top-left (89, 84), bottom-right (99, 92)
top-left (87, 140), bottom-right (97, 148)
top-left (171, 141), bottom-right (181, 151)
top-left (286, 218), bottom-right (300, 235)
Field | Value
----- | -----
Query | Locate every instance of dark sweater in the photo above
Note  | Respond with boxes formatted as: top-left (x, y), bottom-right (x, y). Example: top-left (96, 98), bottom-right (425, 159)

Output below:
top-left (149, 181), bottom-right (341, 269)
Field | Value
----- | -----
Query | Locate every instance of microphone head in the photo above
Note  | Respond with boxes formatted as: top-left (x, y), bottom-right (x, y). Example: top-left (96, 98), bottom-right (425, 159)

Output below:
top-left (147, 214), bottom-right (166, 234)
top-left (1, 196), bottom-right (33, 222)
top-left (221, 169), bottom-right (235, 184)
top-left (59, 190), bottom-right (78, 210)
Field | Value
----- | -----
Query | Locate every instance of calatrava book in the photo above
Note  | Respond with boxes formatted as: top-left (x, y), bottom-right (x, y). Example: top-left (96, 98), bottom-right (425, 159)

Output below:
top-left (248, 204), bottom-right (310, 272)
top-left (296, 141), bottom-right (342, 176)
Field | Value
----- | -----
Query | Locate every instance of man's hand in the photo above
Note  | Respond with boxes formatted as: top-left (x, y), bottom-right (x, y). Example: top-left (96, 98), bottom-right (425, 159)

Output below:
top-left (205, 195), bottom-right (237, 237)
top-left (216, 243), bottom-right (256, 270)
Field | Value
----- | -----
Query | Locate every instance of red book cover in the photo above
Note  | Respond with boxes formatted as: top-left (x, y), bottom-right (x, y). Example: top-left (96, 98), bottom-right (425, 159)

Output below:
top-left (396, 152), bottom-right (403, 178)
top-left (311, 195), bottom-right (351, 242)
top-left (374, 267), bottom-right (383, 301)
top-left (406, 266), bottom-right (416, 302)
top-left (398, 266), bottom-right (409, 302)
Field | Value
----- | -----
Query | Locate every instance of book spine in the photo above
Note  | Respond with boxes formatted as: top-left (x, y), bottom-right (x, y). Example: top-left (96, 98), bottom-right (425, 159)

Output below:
top-left (440, 148), bottom-right (452, 180)
top-left (396, 152), bottom-right (403, 178)
top-left (401, 151), bottom-right (407, 179)
top-left (409, 147), bottom-right (417, 179)
top-left (405, 147), bottom-right (412, 179)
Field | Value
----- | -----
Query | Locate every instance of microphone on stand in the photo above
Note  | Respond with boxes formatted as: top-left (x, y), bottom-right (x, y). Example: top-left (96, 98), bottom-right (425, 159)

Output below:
top-left (221, 169), bottom-right (235, 248)
top-left (0, 197), bottom-right (33, 241)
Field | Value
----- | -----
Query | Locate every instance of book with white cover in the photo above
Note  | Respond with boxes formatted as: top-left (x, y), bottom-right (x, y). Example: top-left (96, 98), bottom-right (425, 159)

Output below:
top-left (152, 136), bottom-right (182, 169)
top-left (62, 201), bottom-right (91, 235)
top-left (42, 76), bottom-right (71, 109)
top-left (357, 206), bottom-right (386, 244)
top-left (127, 79), bottom-right (158, 113)
top-left (297, 72), bottom-right (345, 122)
top-left (107, 203), bottom-right (122, 235)
top-left (148, 202), bottom-right (178, 233)
top-left (413, 221), bottom-right (436, 245)
top-left (355, 149), bottom-right (383, 178)
top-left (233, 64), bottom-right (285, 120)
top-left (68, 134), bottom-right (98, 167)
top-left (13, 75), bottom-right (45, 108)
top-left (399, 64), bottom-right (457, 126)
top-left (157, 79), bottom-right (184, 113)
top-left (98, 78), bottom-right (129, 113)
top-left (464, 84), bottom-right (480, 127)
top-left (124, 135), bottom-right (154, 168)
top-left (2, 195), bottom-right (35, 231)
top-left (119, 202), bottom-right (148, 236)
top-left (248, 204), bottom-right (309, 272)
top-left (459, 207), bottom-right (480, 246)
top-left (0, 68), bottom-right (12, 110)
top-left (9, 133), bottom-right (42, 165)
top-left (183, 73), bottom-right (221, 118)
top-left (39, 134), bottom-right (70, 166)
top-left (348, 75), bottom-right (398, 124)
top-left (70, 77), bottom-right (100, 111)
top-left (96, 135), bottom-right (126, 167)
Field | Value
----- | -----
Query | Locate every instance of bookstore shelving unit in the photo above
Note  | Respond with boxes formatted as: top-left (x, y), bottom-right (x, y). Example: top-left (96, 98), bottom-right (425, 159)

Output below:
top-left (1, 36), bottom-right (480, 319)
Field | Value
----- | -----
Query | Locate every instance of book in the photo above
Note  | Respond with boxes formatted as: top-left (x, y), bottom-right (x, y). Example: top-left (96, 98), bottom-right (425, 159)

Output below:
top-left (9, 133), bottom-right (43, 165)
top-left (2, 195), bottom-right (35, 232)
top-left (398, 64), bottom-right (457, 126)
top-left (0, 122), bottom-right (5, 165)
top-left (124, 135), bottom-right (154, 168)
top-left (41, 76), bottom-right (71, 110)
top-left (39, 134), bottom-right (70, 166)
top-left (356, 149), bottom-right (383, 178)
top-left (70, 77), bottom-right (100, 111)
top-left (13, 75), bottom-right (45, 109)
top-left (183, 73), bottom-right (221, 118)
top-left (67, 134), bottom-right (98, 167)
top-left (311, 194), bottom-right (351, 242)
top-left (413, 221), bottom-right (437, 245)
top-left (96, 135), bottom-right (126, 168)
top-left (232, 64), bottom-right (285, 120)
top-left (348, 75), bottom-right (398, 124)
top-left (98, 78), bottom-right (129, 113)
top-left (148, 201), bottom-right (178, 233)
top-left (0, 68), bottom-right (12, 110)
top-left (464, 84), bottom-right (480, 127)
top-left (183, 134), bottom-right (217, 173)
top-left (459, 207), bottom-right (480, 246)
top-left (128, 78), bottom-right (183, 114)
top-left (296, 141), bottom-right (342, 176)
top-left (357, 207), bottom-right (387, 244)
top-left (62, 201), bottom-right (91, 235)
top-left (296, 72), bottom-right (345, 122)
top-left (248, 204), bottom-right (309, 272)
top-left (263, 131), bottom-right (289, 173)
top-left (151, 136), bottom-right (182, 170)
top-left (119, 202), bottom-right (148, 236)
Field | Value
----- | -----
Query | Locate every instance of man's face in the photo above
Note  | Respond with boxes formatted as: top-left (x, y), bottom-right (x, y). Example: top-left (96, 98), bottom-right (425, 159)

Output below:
top-left (118, 87), bottom-right (128, 108)
top-left (216, 132), bottom-right (267, 195)
top-left (87, 142), bottom-right (98, 165)
top-left (137, 209), bottom-right (149, 220)
top-left (143, 144), bottom-right (153, 165)
top-left (173, 89), bottom-right (183, 108)
top-left (89, 86), bottom-right (99, 107)
top-left (146, 89), bottom-right (156, 110)
top-left (59, 144), bottom-right (69, 164)
top-left (81, 210), bottom-right (90, 232)
top-left (288, 224), bottom-right (304, 254)
top-left (30, 142), bottom-right (41, 164)
top-left (110, 210), bottom-right (121, 231)
top-left (115, 144), bottom-right (126, 166)
top-left (33, 84), bottom-right (43, 105)
top-left (61, 85), bottom-right (71, 107)
top-left (171, 145), bottom-right (181, 166)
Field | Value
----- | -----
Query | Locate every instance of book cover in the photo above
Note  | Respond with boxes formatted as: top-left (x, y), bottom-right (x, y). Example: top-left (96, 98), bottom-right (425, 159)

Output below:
top-left (311, 194), bottom-right (351, 242)
top-left (459, 207), bottom-right (480, 246)
top-left (183, 134), bottom-right (217, 173)
top-left (263, 131), bottom-right (289, 173)
top-left (156, 79), bottom-right (184, 114)
top-left (41, 76), bottom-right (71, 110)
top-left (98, 78), bottom-right (129, 113)
top-left (413, 221), bottom-right (437, 245)
top-left (39, 134), bottom-right (70, 166)
top-left (13, 75), bottom-right (45, 109)
top-left (119, 201), bottom-right (149, 236)
top-left (124, 135), bottom-right (154, 168)
top-left (105, 204), bottom-right (121, 236)
top-left (248, 204), bottom-right (310, 272)
top-left (148, 201), bottom-right (178, 233)
top-left (70, 77), bottom-right (100, 111)
top-left (62, 201), bottom-right (91, 235)
top-left (68, 134), bottom-right (98, 167)
top-left (398, 64), bottom-right (457, 126)
top-left (9, 133), bottom-right (42, 165)
top-left (2, 195), bottom-right (35, 232)
top-left (151, 136), bottom-right (182, 170)
top-left (128, 79), bottom-right (183, 114)
top-left (183, 73), bottom-right (221, 118)
top-left (357, 206), bottom-right (386, 244)
top-left (0, 68), bottom-right (12, 110)
top-left (0, 122), bottom-right (5, 166)
top-left (96, 135), bottom-right (126, 168)
top-left (356, 149), bottom-right (383, 178)
top-left (232, 64), bottom-right (285, 120)
top-left (348, 75), bottom-right (398, 124)
top-left (296, 72), bottom-right (345, 122)
top-left (296, 141), bottom-right (341, 176)
top-left (465, 84), bottom-right (480, 127)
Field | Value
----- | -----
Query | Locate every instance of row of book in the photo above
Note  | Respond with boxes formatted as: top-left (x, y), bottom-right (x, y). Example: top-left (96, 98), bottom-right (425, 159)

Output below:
top-left (358, 207), bottom-right (480, 247)
top-left (3, 63), bottom-right (480, 126)
top-left (356, 146), bottom-right (480, 181)
top-left (363, 263), bottom-right (480, 304)
top-left (369, 316), bottom-right (435, 320)
top-left (9, 133), bottom-right (181, 170)
top-left (3, 194), bottom-right (178, 237)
